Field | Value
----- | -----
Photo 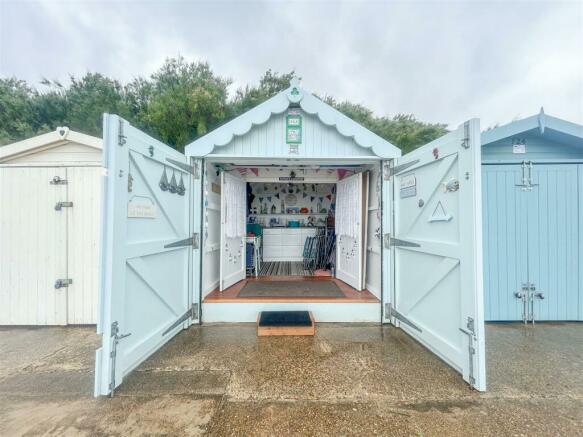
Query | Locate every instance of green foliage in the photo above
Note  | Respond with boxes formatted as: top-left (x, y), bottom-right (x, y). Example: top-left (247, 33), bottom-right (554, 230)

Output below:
top-left (323, 97), bottom-right (448, 153)
top-left (0, 59), bottom-right (447, 153)
top-left (0, 78), bottom-right (37, 144)
top-left (230, 69), bottom-right (297, 116)
top-left (143, 57), bottom-right (231, 151)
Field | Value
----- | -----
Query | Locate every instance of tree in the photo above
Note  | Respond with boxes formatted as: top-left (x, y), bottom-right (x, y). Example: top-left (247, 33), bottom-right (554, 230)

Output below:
top-left (230, 69), bottom-right (297, 116)
top-left (0, 78), bottom-right (37, 144)
top-left (0, 60), bottom-right (448, 151)
top-left (143, 57), bottom-right (231, 150)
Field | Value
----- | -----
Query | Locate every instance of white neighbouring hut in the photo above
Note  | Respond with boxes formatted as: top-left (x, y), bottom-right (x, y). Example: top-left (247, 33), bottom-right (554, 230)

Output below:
top-left (0, 127), bottom-right (102, 325)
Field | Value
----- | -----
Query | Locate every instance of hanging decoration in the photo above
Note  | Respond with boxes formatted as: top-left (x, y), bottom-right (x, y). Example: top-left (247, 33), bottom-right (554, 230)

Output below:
top-left (337, 169), bottom-right (348, 180)
top-left (169, 171), bottom-right (178, 193)
top-left (249, 168), bottom-right (259, 176)
top-left (177, 174), bottom-right (186, 196)
top-left (159, 166), bottom-right (169, 191)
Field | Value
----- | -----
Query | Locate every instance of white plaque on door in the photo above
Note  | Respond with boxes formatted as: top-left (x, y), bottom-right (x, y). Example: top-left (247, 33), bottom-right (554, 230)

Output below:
top-left (128, 196), bottom-right (156, 218)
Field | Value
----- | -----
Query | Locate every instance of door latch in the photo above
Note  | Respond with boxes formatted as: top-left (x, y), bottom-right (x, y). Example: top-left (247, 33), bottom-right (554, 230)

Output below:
top-left (515, 282), bottom-right (544, 324)
top-left (109, 321), bottom-right (131, 398)
top-left (55, 201), bottom-right (73, 211)
top-left (50, 176), bottom-right (67, 185)
top-left (54, 278), bottom-right (72, 289)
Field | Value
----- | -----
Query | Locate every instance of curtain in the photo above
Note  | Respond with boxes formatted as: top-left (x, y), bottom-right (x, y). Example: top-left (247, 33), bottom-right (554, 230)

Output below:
top-left (336, 175), bottom-right (359, 239)
top-left (224, 175), bottom-right (246, 239)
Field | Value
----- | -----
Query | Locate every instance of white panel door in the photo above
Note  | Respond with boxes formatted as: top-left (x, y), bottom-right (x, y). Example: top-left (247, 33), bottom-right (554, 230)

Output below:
top-left (0, 167), bottom-right (67, 325)
top-left (94, 115), bottom-right (201, 397)
top-left (66, 167), bottom-right (102, 324)
top-left (336, 173), bottom-right (366, 290)
top-left (387, 119), bottom-right (486, 391)
top-left (220, 171), bottom-right (246, 290)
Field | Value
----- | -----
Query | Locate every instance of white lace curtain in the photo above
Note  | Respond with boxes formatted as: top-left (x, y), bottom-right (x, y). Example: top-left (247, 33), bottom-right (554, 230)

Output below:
top-left (336, 176), bottom-right (359, 239)
top-left (224, 175), bottom-right (246, 238)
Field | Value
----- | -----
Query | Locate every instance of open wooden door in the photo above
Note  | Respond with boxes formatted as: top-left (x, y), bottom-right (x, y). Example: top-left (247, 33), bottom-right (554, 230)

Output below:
top-left (220, 171), bottom-right (246, 290)
top-left (385, 119), bottom-right (486, 391)
top-left (94, 115), bottom-right (202, 396)
top-left (336, 172), bottom-right (368, 290)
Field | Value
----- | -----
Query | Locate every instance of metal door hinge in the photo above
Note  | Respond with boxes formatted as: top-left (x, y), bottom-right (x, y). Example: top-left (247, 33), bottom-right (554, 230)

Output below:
top-left (383, 233), bottom-right (420, 249)
top-left (166, 158), bottom-right (197, 177)
top-left (164, 233), bottom-right (200, 249)
top-left (385, 303), bottom-right (422, 332)
top-left (50, 176), bottom-right (67, 185)
top-left (55, 201), bottom-right (73, 211)
top-left (118, 119), bottom-right (126, 146)
top-left (384, 159), bottom-right (420, 180)
top-left (162, 303), bottom-right (199, 336)
top-left (461, 121), bottom-right (471, 149)
top-left (54, 278), bottom-right (72, 289)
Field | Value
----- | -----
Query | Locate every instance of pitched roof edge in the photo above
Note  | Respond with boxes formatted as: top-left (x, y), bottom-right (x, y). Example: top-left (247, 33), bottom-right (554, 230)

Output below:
top-left (0, 128), bottom-right (102, 161)
top-left (185, 83), bottom-right (401, 158)
top-left (482, 111), bottom-right (583, 146)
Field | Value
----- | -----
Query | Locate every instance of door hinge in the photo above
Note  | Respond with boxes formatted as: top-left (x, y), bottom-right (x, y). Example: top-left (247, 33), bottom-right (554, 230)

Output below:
top-left (383, 233), bottom-right (420, 249)
top-left (461, 121), bottom-right (471, 149)
top-left (162, 303), bottom-right (198, 336)
top-left (164, 233), bottom-right (199, 249)
top-left (50, 176), bottom-right (67, 185)
top-left (384, 159), bottom-right (420, 180)
top-left (385, 303), bottom-right (422, 332)
top-left (54, 278), bottom-right (72, 289)
top-left (118, 119), bottom-right (126, 146)
top-left (54, 201), bottom-right (73, 211)
top-left (166, 157), bottom-right (197, 177)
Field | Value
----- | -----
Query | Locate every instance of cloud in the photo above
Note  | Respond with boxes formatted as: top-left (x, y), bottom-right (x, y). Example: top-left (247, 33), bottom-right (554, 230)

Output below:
top-left (0, 0), bottom-right (581, 129)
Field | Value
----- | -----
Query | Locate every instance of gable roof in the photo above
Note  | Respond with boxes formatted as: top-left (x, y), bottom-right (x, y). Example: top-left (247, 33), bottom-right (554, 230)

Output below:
top-left (185, 79), bottom-right (401, 159)
top-left (482, 108), bottom-right (583, 147)
top-left (0, 127), bottom-right (102, 162)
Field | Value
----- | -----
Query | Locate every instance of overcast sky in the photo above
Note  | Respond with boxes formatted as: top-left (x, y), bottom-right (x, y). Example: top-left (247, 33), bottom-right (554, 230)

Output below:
top-left (0, 0), bottom-right (581, 129)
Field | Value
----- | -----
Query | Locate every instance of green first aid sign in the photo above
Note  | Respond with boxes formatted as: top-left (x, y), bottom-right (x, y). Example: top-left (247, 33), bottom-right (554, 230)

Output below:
top-left (286, 114), bottom-right (302, 144)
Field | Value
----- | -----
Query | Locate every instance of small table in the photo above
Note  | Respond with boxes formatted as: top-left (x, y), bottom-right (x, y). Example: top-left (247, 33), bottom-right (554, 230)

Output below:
top-left (246, 235), bottom-right (262, 277)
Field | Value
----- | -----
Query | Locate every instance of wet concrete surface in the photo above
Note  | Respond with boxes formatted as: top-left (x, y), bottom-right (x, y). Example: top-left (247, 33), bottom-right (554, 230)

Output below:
top-left (0, 323), bottom-right (581, 436)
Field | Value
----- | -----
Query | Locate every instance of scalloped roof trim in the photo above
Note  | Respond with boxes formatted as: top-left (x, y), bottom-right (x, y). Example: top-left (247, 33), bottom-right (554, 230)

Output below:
top-left (185, 86), bottom-right (401, 158)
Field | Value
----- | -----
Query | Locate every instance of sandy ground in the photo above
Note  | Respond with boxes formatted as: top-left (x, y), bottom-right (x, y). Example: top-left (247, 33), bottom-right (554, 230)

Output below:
top-left (0, 323), bottom-right (582, 436)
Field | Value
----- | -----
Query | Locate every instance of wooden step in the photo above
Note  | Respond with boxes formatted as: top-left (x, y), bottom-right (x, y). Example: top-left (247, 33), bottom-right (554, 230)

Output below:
top-left (257, 311), bottom-right (315, 336)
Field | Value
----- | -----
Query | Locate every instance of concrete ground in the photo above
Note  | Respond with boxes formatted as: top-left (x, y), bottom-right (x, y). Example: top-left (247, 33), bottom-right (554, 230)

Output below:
top-left (0, 323), bottom-right (582, 436)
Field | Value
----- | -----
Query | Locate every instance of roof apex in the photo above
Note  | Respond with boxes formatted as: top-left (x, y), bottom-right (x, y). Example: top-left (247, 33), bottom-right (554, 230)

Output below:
top-left (185, 84), bottom-right (401, 158)
top-left (0, 128), bottom-right (102, 162)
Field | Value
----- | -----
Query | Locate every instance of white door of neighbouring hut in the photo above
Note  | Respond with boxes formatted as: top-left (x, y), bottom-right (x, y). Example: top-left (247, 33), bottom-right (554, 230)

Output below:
top-left (0, 128), bottom-right (102, 325)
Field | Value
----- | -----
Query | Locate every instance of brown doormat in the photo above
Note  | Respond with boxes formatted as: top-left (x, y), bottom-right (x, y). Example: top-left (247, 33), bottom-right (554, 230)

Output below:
top-left (240, 280), bottom-right (344, 298)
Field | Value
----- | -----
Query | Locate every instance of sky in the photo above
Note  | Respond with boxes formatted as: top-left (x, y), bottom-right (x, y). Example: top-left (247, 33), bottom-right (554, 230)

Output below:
top-left (0, 0), bottom-right (581, 130)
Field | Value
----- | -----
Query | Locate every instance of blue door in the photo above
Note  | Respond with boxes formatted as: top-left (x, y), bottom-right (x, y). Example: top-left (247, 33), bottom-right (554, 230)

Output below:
top-left (527, 164), bottom-right (580, 320)
top-left (483, 163), bottom-right (581, 321)
top-left (482, 165), bottom-right (529, 321)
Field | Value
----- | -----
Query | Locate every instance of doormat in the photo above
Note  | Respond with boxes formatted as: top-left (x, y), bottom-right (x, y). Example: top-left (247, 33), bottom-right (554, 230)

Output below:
top-left (258, 311), bottom-right (315, 336)
top-left (240, 280), bottom-right (344, 298)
